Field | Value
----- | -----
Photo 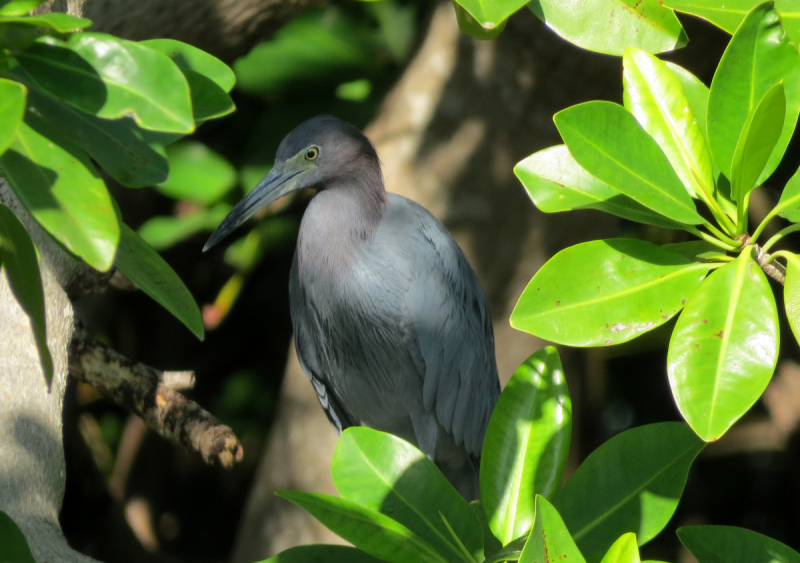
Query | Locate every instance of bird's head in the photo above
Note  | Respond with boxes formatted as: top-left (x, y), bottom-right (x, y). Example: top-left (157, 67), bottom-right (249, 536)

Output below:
top-left (203, 116), bottom-right (380, 251)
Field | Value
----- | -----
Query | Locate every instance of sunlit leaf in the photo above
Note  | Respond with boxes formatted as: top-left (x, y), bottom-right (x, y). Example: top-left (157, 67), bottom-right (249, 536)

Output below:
top-left (156, 141), bottom-right (236, 204)
top-left (519, 496), bottom-right (585, 563)
top-left (784, 253), bottom-right (800, 348)
top-left (0, 0), bottom-right (47, 16)
top-left (0, 77), bottom-right (25, 156)
top-left (773, 166), bottom-right (800, 222)
top-left (667, 250), bottom-right (778, 441)
top-left (600, 534), bottom-right (641, 563)
top-left (140, 38), bottom-right (236, 92)
top-left (481, 347), bottom-right (571, 545)
top-left (0, 12), bottom-right (91, 31)
top-left (138, 204), bottom-right (232, 251)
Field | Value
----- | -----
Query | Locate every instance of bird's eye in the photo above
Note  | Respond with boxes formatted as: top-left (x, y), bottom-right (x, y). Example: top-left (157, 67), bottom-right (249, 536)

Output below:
top-left (305, 147), bottom-right (319, 161)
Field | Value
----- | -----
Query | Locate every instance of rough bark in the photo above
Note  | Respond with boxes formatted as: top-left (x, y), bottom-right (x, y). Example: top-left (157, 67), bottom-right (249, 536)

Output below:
top-left (232, 3), bottom-right (620, 559)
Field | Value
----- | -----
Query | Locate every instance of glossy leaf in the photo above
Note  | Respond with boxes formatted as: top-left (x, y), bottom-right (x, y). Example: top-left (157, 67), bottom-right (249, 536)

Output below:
top-left (623, 48), bottom-right (714, 200)
top-left (784, 254), bottom-right (800, 352)
top-left (668, 251), bottom-right (778, 441)
top-left (0, 511), bottom-right (35, 563)
top-left (454, 0), bottom-right (526, 29)
top-left (554, 422), bottom-right (705, 562)
top-left (332, 427), bottom-right (483, 563)
top-left (157, 141), bottom-right (236, 205)
top-left (514, 145), bottom-right (685, 230)
top-left (730, 82), bottom-right (785, 204)
top-left (277, 490), bottom-right (448, 563)
top-left (259, 545), bottom-right (383, 563)
top-left (139, 38), bottom-right (235, 92)
top-left (0, 77), bottom-right (25, 156)
top-left (114, 223), bottom-right (204, 340)
top-left (0, 13), bottom-right (91, 31)
top-left (23, 85), bottom-right (168, 188)
top-left (667, 63), bottom-right (710, 140)
top-left (707, 1), bottom-right (800, 184)
top-left (511, 239), bottom-right (712, 347)
top-left (773, 166), bottom-right (800, 222)
top-left (138, 204), bottom-right (232, 251)
top-left (519, 496), bottom-right (585, 563)
top-left (600, 534), bottom-right (640, 563)
top-left (0, 0), bottom-right (46, 16)
top-left (481, 347), bottom-right (571, 545)
top-left (16, 33), bottom-right (194, 133)
top-left (452, 1), bottom-right (506, 39)
top-left (0, 121), bottom-right (118, 271)
top-left (0, 203), bottom-right (52, 386)
top-left (678, 525), bottom-right (800, 563)
top-left (528, 0), bottom-right (686, 56)
top-left (555, 101), bottom-right (703, 225)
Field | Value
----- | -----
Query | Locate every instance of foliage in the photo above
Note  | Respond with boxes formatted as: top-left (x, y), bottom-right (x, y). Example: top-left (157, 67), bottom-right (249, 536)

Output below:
top-left (0, 0), bottom-right (241, 383)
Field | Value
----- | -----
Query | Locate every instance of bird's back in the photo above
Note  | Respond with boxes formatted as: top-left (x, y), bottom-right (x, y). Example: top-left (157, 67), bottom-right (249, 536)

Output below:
top-left (290, 192), bottom-right (500, 498)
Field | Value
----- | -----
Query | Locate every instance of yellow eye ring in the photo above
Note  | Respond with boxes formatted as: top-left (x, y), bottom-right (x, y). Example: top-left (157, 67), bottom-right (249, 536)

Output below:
top-left (305, 147), bottom-right (319, 161)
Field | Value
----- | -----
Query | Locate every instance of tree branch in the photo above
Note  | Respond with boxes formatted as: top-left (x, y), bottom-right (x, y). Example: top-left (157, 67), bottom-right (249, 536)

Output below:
top-left (753, 244), bottom-right (786, 285)
top-left (68, 327), bottom-right (243, 468)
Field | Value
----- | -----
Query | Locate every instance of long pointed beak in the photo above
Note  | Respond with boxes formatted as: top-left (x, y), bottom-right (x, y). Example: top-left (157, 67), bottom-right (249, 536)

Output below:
top-left (203, 166), bottom-right (301, 252)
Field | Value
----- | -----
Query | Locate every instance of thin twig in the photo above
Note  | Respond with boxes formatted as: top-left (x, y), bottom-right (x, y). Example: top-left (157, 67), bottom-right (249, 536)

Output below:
top-left (752, 244), bottom-right (786, 285)
top-left (68, 326), bottom-right (243, 468)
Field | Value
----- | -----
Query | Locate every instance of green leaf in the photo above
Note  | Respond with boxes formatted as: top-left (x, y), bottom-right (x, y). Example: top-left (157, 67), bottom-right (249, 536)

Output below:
top-left (0, 13), bottom-right (91, 31)
top-left (0, 511), bottom-right (36, 563)
top-left (23, 85), bottom-right (168, 188)
top-left (0, 77), bottom-right (25, 156)
top-left (15, 33), bottom-right (194, 133)
top-left (600, 534), bottom-right (641, 563)
top-left (0, 203), bottom-right (52, 386)
top-left (139, 38), bottom-right (235, 92)
top-left (138, 203), bottom-right (232, 251)
top-left (666, 63), bottom-right (710, 142)
top-left (730, 82), bottom-right (786, 204)
top-left (156, 141), bottom-right (237, 205)
top-left (277, 490), bottom-right (448, 563)
top-left (469, 501), bottom-right (502, 559)
top-left (678, 525), bottom-right (800, 563)
top-left (332, 427), bottom-right (483, 563)
top-left (773, 166), bottom-right (800, 222)
top-left (623, 48), bottom-right (714, 200)
top-left (554, 101), bottom-right (703, 225)
top-left (481, 346), bottom-right (571, 545)
top-left (0, 0), bottom-right (46, 16)
top-left (510, 239), bottom-right (712, 347)
top-left (514, 145), bottom-right (686, 230)
top-left (519, 495), bottom-right (585, 563)
top-left (454, 0), bottom-right (527, 28)
top-left (259, 544), bottom-right (384, 563)
top-left (528, 0), bottom-right (686, 56)
top-left (554, 423), bottom-right (704, 563)
top-left (452, 1), bottom-right (507, 39)
top-left (668, 250), bottom-right (778, 441)
top-left (182, 68), bottom-right (235, 123)
top-left (114, 222), bottom-right (204, 340)
top-left (784, 253), bottom-right (800, 347)
top-left (707, 1), bottom-right (800, 185)
top-left (0, 121), bottom-right (118, 271)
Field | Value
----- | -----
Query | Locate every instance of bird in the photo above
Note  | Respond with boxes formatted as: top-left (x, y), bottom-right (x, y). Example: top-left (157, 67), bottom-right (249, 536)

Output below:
top-left (205, 116), bottom-right (500, 499)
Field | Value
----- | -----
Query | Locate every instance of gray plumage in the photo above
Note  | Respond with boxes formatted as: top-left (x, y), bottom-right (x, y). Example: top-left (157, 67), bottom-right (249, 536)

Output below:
top-left (205, 116), bottom-right (500, 499)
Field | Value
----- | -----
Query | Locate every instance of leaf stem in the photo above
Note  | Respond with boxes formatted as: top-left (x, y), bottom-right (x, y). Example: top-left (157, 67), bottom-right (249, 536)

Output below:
top-left (761, 223), bottom-right (800, 253)
top-left (703, 221), bottom-right (739, 247)
top-left (684, 226), bottom-right (739, 251)
top-left (439, 512), bottom-right (479, 563)
top-left (751, 206), bottom-right (781, 243)
top-left (735, 192), bottom-right (750, 237)
top-left (698, 189), bottom-right (737, 235)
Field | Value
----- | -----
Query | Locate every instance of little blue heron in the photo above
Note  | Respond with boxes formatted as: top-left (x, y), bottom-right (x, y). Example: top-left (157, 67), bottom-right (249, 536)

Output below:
top-left (205, 116), bottom-right (500, 499)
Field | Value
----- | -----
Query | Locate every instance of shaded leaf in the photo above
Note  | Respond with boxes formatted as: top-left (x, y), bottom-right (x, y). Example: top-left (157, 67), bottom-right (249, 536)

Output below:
top-left (511, 239), bottom-right (712, 347)
top-left (277, 490), bottom-right (448, 563)
top-left (0, 13), bottom-right (91, 31)
top-left (452, 1), bottom-right (506, 39)
top-left (454, 0), bottom-right (527, 28)
top-left (0, 511), bottom-right (35, 563)
top-left (140, 38), bottom-right (235, 92)
top-left (114, 222), bottom-right (204, 340)
top-left (469, 502), bottom-right (502, 559)
top-left (138, 204), bottom-right (232, 251)
top-left (528, 0), bottom-right (686, 56)
top-left (157, 141), bottom-right (237, 204)
top-left (0, 121), bottom-right (118, 271)
top-left (0, 77), bottom-right (25, 156)
top-left (258, 544), bottom-right (384, 563)
top-left (773, 165), bottom-right (800, 222)
top-left (554, 101), bottom-right (703, 225)
top-left (707, 1), bottom-right (800, 184)
top-left (667, 250), bottom-right (778, 441)
top-left (554, 422), bottom-right (705, 562)
top-left (16, 33), bottom-right (194, 133)
top-left (0, 203), bottom-right (52, 386)
top-left (514, 145), bottom-right (685, 230)
top-left (481, 346), bottom-right (571, 545)
top-left (678, 525), bottom-right (800, 563)
top-left (333, 427), bottom-right (483, 563)
top-left (182, 68), bottom-right (235, 123)
top-left (519, 495), bottom-right (585, 563)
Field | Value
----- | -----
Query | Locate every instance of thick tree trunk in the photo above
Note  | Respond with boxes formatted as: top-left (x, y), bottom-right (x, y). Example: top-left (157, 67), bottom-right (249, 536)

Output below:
top-left (232, 3), bottom-right (620, 559)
